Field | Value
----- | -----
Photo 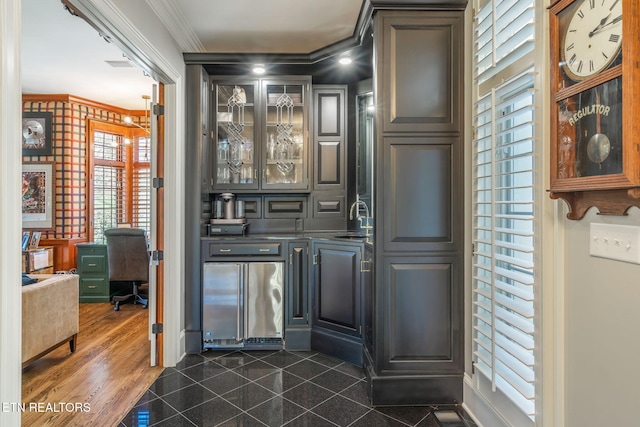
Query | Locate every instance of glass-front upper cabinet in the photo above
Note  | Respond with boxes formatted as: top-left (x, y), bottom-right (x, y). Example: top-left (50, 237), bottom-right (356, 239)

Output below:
top-left (212, 77), bottom-right (310, 192)
top-left (262, 79), bottom-right (310, 191)
top-left (213, 80), bottom-right (259, 190)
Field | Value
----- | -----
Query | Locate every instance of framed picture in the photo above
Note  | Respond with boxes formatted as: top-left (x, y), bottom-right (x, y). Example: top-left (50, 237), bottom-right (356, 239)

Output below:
top-left (21, 232), bottom-right (30, 251)
top-left (22, 111), bottom-right (53, 156)
top-left (22, 162), bottom-right (54, 230)
top-left (29, 231), bottom-right (41, 249)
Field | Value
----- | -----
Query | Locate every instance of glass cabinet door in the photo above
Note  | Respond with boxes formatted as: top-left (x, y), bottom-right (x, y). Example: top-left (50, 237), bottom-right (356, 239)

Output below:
top-left (263, 80), bottom-right (309, 190)
top-left (214, 81), bottom-right (259, 190)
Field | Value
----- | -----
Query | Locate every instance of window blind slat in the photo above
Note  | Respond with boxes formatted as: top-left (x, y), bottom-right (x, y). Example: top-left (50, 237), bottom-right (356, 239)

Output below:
top-left (473, 0), bottom-right (536, 418)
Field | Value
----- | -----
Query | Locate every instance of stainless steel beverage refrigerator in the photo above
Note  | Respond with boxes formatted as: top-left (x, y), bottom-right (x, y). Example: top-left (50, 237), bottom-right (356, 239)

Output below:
top-left (202, 262), bottom-right (284, 349)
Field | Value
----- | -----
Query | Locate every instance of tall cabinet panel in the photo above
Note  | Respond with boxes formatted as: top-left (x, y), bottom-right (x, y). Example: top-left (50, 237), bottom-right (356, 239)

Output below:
top-left (368, 8), bottom-right (465, 405)
top-left (285, 241), bottom-right (310, 350)
top-left (312, 85), bottom-right (347, 224)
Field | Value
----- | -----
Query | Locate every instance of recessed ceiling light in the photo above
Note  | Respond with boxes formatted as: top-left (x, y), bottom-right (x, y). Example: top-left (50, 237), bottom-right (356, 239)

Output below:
top-left (253, 64), bottom-right (266, 74)
top-left (338, 57), bottom-right (352, 65)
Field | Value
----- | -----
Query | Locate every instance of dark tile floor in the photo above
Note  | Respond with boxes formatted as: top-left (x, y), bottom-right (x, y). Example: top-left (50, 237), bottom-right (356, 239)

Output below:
top-left (120, 350), bottom-right (477, 427)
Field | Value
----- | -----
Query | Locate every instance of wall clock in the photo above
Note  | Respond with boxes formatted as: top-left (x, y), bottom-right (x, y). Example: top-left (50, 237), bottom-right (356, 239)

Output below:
top-left (549, 0), bottom-right (640, 219)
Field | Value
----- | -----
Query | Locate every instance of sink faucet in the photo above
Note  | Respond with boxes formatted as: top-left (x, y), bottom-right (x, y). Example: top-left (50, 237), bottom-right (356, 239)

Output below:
top-left (349, 199), bottom-right (370, 221)
top-left (349, 198), bottom-right (372, 241)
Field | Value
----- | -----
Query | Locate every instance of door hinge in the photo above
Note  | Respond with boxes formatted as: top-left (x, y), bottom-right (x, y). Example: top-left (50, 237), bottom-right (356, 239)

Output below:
top-left (360, 260), bottom-right (371, 273)
top-left (472, 361), bottom-right (476, 375)
top-left (152, 177), bottom-right (164, 188)
top-left (152, 104), bottom-right (164, 116)
top-left (313, 254), bottom-right (320, 265)
top-left (152, 323), bottom-right (163, 334)
top-left (359, 325), bottom-right (362, 336)
top-left (152, 250), bottom-right (164, 262)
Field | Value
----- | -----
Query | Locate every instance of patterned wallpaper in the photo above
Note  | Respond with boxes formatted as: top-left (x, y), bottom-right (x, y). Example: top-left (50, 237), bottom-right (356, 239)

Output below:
top-left (22, 96), bottom-right (146, 240)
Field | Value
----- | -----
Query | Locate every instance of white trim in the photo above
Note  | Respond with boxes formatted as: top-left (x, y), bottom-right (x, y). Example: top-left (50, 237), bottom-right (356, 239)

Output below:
top-left (146, 0), bottom-right (205, 53)
top-left (0, 0), bottom-right (23, 425)
top-left (464, 375), bottom-right (510, 427)
top-left (160, 81), bottom-right (186, 367)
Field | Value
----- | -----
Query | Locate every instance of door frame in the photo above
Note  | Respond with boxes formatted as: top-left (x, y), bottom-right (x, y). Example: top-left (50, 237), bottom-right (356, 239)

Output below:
top-left (65, 0), bottom-right (185, 367)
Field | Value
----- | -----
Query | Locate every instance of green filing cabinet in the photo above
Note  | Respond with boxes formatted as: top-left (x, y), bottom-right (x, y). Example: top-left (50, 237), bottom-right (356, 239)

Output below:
top-left (76, 243), bottom-right (110, 302)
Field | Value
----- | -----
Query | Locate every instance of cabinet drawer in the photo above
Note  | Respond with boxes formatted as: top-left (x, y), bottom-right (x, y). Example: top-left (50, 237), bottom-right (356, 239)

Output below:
top-left (79, 255), bottom-right (107, 273)
top-left (80, 278), bottom-right (108, 296)
top-left (208, 242), bottom-right (281, 256)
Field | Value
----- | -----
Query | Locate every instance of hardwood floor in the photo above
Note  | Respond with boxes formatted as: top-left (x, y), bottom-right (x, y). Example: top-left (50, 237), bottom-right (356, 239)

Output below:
top-left (21, 302), bottom-right (163, 427)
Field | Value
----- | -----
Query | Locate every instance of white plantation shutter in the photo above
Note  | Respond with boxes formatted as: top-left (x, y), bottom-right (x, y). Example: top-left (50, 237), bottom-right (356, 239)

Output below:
top-left (93, 131), bottom-right (127, 243)
top-left (472, 0), bottom-right (536, 421)
top-left (475, 0), bottom-right (535, 90)
top-left (133, 135), bottom-right (151, 238)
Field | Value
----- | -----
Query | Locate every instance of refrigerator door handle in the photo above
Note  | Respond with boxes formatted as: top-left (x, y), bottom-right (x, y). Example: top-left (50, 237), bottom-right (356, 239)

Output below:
top-left (236, 264), bottom-right (244, 342)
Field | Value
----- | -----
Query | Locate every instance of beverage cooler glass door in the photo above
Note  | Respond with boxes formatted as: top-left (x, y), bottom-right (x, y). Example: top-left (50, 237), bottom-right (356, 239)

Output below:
top-left (246, 262), bottom-right (284, 339)
top-left (202, 262), bottom-right (243, 342)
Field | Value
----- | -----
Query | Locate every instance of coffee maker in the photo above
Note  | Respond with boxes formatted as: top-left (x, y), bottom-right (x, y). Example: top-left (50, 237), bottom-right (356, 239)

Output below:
top-left (209, 193), bottom-right (249, 236)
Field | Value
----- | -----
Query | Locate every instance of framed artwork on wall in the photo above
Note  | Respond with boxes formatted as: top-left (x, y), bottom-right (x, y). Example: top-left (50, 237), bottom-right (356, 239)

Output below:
top-left (22, 162), bottom-right (54, 230)
top-left (22, 111), bottom-right (53, 156)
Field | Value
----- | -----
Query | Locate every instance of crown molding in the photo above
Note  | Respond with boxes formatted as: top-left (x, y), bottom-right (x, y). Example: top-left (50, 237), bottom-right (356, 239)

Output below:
top-left (146, 0), bottom-right (205, 52)
top-left (184, 0), bottom-right (373, 65)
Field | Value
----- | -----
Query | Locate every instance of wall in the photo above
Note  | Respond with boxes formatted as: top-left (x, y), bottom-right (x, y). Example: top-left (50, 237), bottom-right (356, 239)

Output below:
top-left (563, 206), bottom-right (640, 426)
top-left (22, 95), bottom-right (146, 240)
top-left (0, 0), bottom-right (25, 425)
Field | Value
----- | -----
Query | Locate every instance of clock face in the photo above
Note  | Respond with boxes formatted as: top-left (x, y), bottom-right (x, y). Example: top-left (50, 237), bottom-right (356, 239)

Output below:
top-left (561, 0), bottom-right (623, 82)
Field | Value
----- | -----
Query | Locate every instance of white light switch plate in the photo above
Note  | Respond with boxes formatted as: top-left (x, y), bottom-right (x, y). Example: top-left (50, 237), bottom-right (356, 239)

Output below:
top-left (589, 223), bottom-right (640, 264)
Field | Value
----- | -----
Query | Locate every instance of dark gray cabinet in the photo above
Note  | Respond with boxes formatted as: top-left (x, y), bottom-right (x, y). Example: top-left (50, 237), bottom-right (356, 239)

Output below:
top-left (285, 241), bottom-right (310, 350)
top-left (313, 86), bottom-right (346, 192)
top-left (311, 86), bottom-right (347, 229)
top-left (362, 243), bottom-right (374, 357)
top-left (381, 137), bottom-right (462, 252)
top-left (367, 7), bottom-right (466, 405)
top-left (380, 256), bottom-right (462, 374)
top-left (311, 241), bottom-right (363, 365)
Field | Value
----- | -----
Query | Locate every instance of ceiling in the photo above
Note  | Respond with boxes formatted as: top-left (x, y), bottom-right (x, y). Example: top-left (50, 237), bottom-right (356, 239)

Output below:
top-left (21, 0), bottom-right (366, 111)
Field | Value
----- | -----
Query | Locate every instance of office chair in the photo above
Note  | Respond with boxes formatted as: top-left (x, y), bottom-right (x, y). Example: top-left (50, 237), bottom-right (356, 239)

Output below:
top-left (104, 228), bottom-right (149, 311)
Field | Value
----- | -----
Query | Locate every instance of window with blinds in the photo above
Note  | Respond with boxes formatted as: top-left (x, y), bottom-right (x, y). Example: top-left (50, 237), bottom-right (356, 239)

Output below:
top-left (93, 131), bottom-right (127, 243)
top-left (472, 0), bottom-right (536, 422)
top-left (91, 128), bottom-right (151, 243)
top-left (133, 135), bottom-right (151, 238)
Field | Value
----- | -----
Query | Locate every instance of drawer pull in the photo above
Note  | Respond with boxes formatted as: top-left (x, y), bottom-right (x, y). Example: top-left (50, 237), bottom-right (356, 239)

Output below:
top-left (88, 285), bottom-right (96, 289)
top-left (88, 263), bottom-right (97, 267)
top-left (219, 249), bottom-right (232, 253)
top-left (259, 248), bottom-right (271, 252)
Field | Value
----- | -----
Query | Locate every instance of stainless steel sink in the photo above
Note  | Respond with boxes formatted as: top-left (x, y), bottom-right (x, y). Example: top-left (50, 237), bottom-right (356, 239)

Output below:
top-left (333, 234), bottom-right (368, 240)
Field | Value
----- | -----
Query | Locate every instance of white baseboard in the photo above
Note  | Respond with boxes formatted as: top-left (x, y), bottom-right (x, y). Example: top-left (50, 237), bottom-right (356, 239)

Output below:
top-left (463, 374), bottom-right (512, 427)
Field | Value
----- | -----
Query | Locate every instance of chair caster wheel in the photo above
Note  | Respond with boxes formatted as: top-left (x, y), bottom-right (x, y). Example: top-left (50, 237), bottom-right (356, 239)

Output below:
top-left (142, 305), bottom-right (147, 309)
top-left (114, 304), bottom-right (120, 311)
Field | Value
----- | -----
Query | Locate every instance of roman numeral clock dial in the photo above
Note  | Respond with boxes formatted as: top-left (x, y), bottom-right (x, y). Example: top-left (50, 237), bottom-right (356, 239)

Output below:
top-left (549, 0), bottom-right (640, 219)
top-left (562, 0), bottom-right (622, 81)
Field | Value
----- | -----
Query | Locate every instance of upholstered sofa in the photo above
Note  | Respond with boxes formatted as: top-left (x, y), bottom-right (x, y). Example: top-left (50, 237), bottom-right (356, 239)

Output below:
top-left (22, 274), bottom-right (79, 367)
